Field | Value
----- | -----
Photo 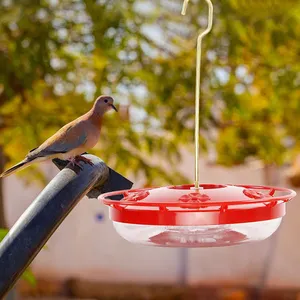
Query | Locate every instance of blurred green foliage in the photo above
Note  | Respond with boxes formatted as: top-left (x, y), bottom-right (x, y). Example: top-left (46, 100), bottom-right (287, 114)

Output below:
top-left (155, 0), bottom-right (300, 167)
top-left (0, 0), bottom-right (188, 187)
top-left (0, 0), bottom-right (299, 184)
top-left (210, 0), bottom-right (300, 166)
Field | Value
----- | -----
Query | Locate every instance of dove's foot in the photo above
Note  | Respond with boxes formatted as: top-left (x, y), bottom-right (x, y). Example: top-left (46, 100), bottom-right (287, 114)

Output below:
top-left (68, 157), bottom-right (84, 170)
top-left (74, 155), bottom-right (94, 166)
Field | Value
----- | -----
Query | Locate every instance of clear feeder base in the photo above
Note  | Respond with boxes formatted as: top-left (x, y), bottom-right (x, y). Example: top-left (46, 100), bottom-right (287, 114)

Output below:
top-left (113, 218), bottom-right (282, 247)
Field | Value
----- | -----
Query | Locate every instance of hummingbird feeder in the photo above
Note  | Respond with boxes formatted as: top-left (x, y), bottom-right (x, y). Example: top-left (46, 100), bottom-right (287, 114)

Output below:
top-left (99, 0), bottom-right (296, 247)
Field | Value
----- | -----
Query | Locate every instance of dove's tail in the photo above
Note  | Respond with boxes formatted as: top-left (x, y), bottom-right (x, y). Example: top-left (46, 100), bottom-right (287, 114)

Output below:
top-left (0, 158), bottom-right (35, 178)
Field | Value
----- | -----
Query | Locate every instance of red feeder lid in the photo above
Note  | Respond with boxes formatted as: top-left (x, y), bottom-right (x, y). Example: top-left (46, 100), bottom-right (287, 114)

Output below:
top-left (99, 184), bottom-right (296, 226)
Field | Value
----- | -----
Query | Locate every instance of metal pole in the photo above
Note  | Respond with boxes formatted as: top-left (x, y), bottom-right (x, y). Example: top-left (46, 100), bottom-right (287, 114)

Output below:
top-left (178, 248), bottom-right (188, 286)
top-left (0, 154), bottom-right (133, 298)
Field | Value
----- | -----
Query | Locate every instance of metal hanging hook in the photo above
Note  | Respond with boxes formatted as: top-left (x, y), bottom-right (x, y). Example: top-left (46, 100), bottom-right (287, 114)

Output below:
top-left (181, 0), bottom-right (213, 190)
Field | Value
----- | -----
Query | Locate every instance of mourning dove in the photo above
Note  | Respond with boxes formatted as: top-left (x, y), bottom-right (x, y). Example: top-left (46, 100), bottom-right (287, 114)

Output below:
top-left (0, 95), bottom-right (117, 178)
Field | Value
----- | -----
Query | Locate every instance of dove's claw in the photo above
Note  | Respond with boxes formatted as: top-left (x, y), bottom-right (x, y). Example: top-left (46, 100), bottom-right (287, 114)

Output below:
top-left (68, 157), bottom-right (84, 170)
top-left (74, 155), bottom-right (94, 166)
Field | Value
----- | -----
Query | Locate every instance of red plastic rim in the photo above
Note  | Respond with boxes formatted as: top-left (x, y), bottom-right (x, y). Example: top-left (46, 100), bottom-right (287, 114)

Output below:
top-left (99, 184), bottom-right (296, 226)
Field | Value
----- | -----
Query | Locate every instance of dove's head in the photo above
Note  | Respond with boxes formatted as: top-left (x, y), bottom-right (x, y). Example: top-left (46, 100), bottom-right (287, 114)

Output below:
top-left (93, 95), bottom-right (118, 115)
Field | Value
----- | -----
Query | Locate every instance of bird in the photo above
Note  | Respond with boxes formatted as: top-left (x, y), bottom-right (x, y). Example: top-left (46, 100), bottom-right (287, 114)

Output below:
top-left (0, 95), bottom-right (117, 178)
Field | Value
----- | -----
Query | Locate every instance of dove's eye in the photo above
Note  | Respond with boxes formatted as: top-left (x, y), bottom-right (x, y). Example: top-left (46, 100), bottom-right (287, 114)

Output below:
top-left (104, 99), bottom-right (108, 103)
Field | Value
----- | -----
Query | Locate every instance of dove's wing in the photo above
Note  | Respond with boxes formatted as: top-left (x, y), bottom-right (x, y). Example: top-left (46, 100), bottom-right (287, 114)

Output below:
top-left (28, 120), bottom-right (88, 159)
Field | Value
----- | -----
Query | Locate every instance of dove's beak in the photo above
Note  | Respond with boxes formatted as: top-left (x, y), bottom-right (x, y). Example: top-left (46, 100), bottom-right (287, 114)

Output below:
top-left (110, 104), bottom-right (118, 112)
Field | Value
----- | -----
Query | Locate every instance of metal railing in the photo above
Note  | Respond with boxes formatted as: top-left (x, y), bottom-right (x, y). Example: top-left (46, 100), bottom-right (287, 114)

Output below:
top-left (0, 154), bottom-right (133, 298)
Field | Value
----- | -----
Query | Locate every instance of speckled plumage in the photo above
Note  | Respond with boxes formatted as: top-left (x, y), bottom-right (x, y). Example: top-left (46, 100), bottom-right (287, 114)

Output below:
top-left (0, 95), bottom-right (117, 177)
